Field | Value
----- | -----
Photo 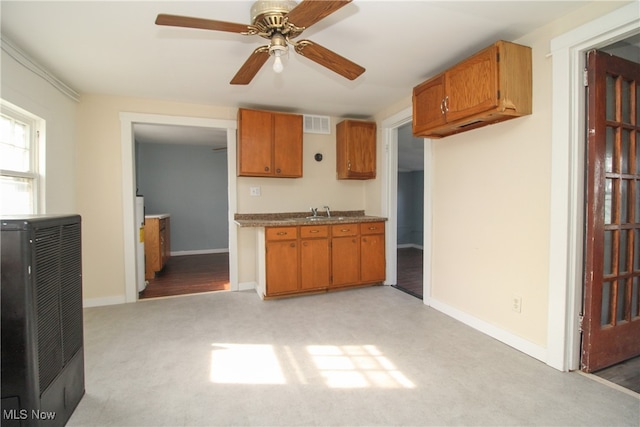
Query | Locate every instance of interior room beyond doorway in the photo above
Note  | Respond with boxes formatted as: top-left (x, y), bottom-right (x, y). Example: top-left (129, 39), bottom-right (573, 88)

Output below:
top-left (134, 123), bottom-right (230, 299)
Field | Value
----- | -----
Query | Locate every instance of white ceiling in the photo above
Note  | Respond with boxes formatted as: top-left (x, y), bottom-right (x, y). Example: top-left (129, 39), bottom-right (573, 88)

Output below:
top-left (1, 0), bottom-right (607, 119)
top-left (3, 1), bottom-right (633, 171)
top-left (133, 123), bottom-right (228, 147)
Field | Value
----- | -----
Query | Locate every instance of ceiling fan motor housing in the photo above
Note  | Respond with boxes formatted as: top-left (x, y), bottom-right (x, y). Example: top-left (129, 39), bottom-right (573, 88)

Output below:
top-left (251, 1), bottom-right (297, 28)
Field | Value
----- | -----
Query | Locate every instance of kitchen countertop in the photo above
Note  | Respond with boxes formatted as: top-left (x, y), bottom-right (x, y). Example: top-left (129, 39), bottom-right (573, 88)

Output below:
top-left (234, 210), bottom-right (387, 227)
top-left (145, 213), bottom-right (170, 219)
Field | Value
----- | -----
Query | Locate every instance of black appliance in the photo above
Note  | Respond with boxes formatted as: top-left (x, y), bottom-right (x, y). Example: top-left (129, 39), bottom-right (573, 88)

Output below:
top-left (1, 215), bottom-right (85, 426)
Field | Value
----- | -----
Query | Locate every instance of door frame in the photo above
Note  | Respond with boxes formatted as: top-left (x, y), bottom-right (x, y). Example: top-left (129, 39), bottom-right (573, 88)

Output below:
top-left (381, 107), bottom-right (433, 305)
top-left (120, 112), bottom-right (238, 302)
top-left (548, 2), bottom-right (639, 371)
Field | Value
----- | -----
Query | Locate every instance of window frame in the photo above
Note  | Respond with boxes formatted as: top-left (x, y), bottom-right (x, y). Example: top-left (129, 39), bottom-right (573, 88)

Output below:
top-left (1, 100), bottom-right (44, 215)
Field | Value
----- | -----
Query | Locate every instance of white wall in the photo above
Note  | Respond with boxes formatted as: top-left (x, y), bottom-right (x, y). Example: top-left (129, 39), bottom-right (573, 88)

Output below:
top-left (1, 48), bottom-right (77, 214)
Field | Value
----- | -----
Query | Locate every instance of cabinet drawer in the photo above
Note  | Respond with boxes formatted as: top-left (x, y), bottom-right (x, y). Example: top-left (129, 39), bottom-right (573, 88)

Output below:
top-left (300, 225), bottom-right (328, 238)
top-left (331, 224), bottom-right (359, 237)
top-left (360, 222), bottom-right (385, 235)
top-left (266, 227), bottom-right (298, 241)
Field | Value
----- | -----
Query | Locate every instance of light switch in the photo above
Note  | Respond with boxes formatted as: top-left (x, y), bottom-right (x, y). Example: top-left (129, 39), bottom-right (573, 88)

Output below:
top-left (250, 186), bottom-right (261, 196)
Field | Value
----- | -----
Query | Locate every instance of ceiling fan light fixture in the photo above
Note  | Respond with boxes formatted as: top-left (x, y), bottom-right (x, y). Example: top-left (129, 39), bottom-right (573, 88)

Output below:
top-left (269, 32), bottom-right (288, 73)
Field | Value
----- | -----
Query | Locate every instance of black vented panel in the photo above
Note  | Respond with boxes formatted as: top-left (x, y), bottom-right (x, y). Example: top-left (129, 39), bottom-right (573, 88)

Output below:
top-left (34, 226), bottom-right (63, 393)
top-left (2, 214), bottom-right (85, 426)
top-left (60, 223), bottom-right (83, 363)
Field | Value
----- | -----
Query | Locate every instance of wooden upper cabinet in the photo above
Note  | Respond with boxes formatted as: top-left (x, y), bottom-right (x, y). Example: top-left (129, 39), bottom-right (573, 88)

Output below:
top-left (273, 112), bottom-right (303, 177)
top-left (336, 119), bottom-right (377, 180)
top-left (413, 40), bottom-right (532, 139)
top-left (237, 108), bottom-right (303, 177)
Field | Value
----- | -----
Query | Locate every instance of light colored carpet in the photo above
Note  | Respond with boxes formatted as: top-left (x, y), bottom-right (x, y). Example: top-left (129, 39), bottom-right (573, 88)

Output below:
top-left (69, 286), bottom-right (639, 426)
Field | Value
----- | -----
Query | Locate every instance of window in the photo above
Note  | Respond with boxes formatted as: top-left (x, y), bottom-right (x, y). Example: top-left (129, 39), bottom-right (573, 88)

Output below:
top-left (0, 101), bottom-right (43, 215)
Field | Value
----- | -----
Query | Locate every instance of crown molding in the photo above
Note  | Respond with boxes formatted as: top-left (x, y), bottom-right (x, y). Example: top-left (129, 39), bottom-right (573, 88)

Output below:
top-left (1, 35), bottom-right (80, 102)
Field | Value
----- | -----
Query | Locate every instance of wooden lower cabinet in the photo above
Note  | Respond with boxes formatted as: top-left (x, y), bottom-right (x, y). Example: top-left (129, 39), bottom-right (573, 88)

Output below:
top-left (265, 227), bottom-right (298, 295)
top-left (300, 224), bottom-right (330, 291)
top-left (360, 222), bottom-right (386, 283)
top-left (330, 224), bottom-right (360, 288)
top-left (144, 215), bottom-right (170, 280)
top-left (264, 221), bottom-right (384, 297)
top-left (266, 239), bottom-right (299, 295)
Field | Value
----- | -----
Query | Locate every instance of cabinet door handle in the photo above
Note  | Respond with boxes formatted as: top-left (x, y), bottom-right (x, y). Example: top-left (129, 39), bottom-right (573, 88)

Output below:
top-left (309, 230), bottom-right (319, 233)
top-left (264, 166), bottom-right (270, 172)
top-left (277, 231), bottom-right (288, 235)
top-left (290, 243), bottom-right (296, 248)
top-left (303, 242), bottom-right (308, 246)
top-left (276, 168), bottom-right (281, 174)
top-left (341, 228), bottom-right (350, 232)
top-left (444, 95), bottom-right (449, 112)
top-left (440, 99), bottom-right (445, 115)
top-left (363, 237), bottom-right (368, 242)
top-left (347, 161), bottom-right (351, 171)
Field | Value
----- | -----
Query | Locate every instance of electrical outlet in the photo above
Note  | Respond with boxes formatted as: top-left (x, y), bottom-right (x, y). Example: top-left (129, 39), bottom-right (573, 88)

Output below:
top-left (249, 186), bottom-right (261, 196)
top-left (512, 296), bottom-right (522, 313)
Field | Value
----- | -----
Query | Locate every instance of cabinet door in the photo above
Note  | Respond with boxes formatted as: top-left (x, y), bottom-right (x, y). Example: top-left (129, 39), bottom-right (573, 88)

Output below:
top-left (337, 120), bottom-right (376, 179)
top-left (360, 233), bottom-right (385, 283)
top-left (300, 238), bottom-right (330, 290)
top-left (273, 112), bottom-right (303, 177)
top-left (144, 218), bottom-right (159, 279)
top-left (266, 240), bottom-right (299, 295)
top-left (331, 236), bottom-right (360, 287)
top-left (412, 74), bottom-right (447, 135)
top-left (162, 217), bottom-right (170, 267)
top-left (445, 45), bottom-right (498, 122)
top-left (238, 109), bottom-right (273, 176)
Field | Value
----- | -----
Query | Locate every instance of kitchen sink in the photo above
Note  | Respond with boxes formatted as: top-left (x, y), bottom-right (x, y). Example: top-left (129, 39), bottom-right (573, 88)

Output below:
top-left (290, 216), bottom-right (346, 222)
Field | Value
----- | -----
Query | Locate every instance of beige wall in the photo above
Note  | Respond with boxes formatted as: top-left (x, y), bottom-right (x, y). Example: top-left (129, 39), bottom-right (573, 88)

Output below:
top-left (76, 94), bottom-right (373, 298)
top-left (372, 1), bottom-right (631, 348)
top-left (76, 95), bottom-right (235, 300)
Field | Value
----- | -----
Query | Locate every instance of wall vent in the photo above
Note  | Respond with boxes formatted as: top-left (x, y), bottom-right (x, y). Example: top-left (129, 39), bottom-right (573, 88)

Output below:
top-left (303, 114), bottom-right (331, 134)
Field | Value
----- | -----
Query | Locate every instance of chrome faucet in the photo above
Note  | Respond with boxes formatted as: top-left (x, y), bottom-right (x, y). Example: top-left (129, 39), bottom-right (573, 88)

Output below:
top-left (310, 207), bottom-right (318, 217)
top-left (324, 205), bottom-right (331, 217)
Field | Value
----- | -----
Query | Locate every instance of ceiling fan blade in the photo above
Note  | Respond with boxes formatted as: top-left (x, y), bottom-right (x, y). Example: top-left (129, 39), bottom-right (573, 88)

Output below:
top-left (286, 0), bottom-right (352, 29)
top-left (295, 40), bottom-right (364, 80)
top-left (230, 47), bottom-right (270, 85)
top-left (155, 14), bottom-right (251, 34)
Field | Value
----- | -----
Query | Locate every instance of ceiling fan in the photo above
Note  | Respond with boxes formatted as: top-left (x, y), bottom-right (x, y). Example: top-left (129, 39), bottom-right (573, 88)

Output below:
top-left (155, 0), bottom-right (365, 85)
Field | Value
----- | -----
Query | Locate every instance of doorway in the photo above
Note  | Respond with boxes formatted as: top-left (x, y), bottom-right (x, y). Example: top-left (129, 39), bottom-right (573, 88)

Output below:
top-left (119, 112), bottom-right (238, 303)
top-left (582, 47), bottom-right (640, 373)
top-left (381, 107), bottom-right (432, 305)
top-left (134, 123), bottom-right (231, 299)
top-left (394, 122), bottom-right (425, 299)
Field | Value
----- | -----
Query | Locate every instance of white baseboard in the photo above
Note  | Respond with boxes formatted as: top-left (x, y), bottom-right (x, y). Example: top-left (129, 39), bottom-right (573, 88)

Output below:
top-left (171, 248), bottom-right (229, 256)
top-left (397, 243), bottom-right (424, 250)
top-left (83, 295), bottom-right (126, 308)
top-left (238, 281), bottom-right (257, 292)
top-left (429, 298), bottom-right (547, 363)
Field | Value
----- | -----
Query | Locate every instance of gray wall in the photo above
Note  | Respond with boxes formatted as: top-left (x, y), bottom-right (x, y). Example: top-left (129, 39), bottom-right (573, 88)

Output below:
top-left (397, 170), bottom-right (424, 247)
top-left (136, 142), bottom-right (228, 253)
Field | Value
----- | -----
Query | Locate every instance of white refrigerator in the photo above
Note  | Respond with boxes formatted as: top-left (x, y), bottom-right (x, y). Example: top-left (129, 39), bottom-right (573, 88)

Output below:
top-left (135, 196), bottom-right (147, 292)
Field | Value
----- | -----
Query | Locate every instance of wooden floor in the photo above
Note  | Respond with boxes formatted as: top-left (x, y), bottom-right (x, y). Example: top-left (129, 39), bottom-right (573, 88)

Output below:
top-left (393, 247), bottom-right (423, 299)
top-left (139, 253), bottom-right (230, 299)
top-left (593, 356), bottom-right (640, 394)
